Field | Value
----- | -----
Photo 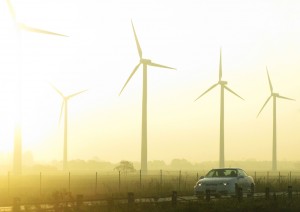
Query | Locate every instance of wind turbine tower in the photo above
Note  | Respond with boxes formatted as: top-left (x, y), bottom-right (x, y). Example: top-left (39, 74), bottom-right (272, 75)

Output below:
top-left (195, 49), bottom-right (244, 168)
top-left (257, 68), bottom-right (294, 171)
top-left (119, 21), bottom-right (175, 174)
top-left (52, 85), bottom-right (86, 171)
top-left (6, 0), bottom-right (66, 175)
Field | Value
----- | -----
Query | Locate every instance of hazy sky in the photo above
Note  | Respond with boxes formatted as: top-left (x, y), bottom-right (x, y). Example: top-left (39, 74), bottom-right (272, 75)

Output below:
top-left (0, 0), bottom-right (300, 165)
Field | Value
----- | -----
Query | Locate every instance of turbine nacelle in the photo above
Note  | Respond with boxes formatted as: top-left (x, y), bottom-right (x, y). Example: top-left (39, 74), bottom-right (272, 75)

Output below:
top-left (273, 93), bottom-right (279, 97)
top-left (194, 50), bottom-right (243, 102)
top-left (219, 81), bottom-right (228, 86)
top-left (141, 58), bottom-right (152, 64)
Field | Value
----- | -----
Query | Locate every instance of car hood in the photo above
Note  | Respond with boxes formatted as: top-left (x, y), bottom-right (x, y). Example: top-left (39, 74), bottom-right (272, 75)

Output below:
top-left (199, 177), bottom-right (236, 184)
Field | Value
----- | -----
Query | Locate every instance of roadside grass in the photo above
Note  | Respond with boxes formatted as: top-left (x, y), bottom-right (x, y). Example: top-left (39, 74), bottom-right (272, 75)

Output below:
top-left (1, 170), bottom-right (300, 210)
top-left (23, 194), bottom-right (300, 212)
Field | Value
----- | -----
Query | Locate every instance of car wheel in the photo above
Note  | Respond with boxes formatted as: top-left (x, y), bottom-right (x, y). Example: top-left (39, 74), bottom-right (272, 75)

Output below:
top-left (251, 183), bottom-right (255, 194)
top-left (247, 183), bottom-right (254, 197)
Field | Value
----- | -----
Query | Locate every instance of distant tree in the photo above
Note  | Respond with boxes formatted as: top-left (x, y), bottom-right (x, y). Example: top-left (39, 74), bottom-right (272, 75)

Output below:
top-left (170, 158), bottom-right (194, 170)
top-left (148, 160), bottom-right (167, 170)
top-left (32, 164), bottom-right (58, 171)
top-left (67, 159), bottom-right (114, 170)
top-left (114, 160), bottom-right (136, 175)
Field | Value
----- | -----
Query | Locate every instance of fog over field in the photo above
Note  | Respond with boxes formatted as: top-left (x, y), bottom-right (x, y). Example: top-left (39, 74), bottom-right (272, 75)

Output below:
top-left (1, 154), bottom-right (300, 173)
top-left (0, 0), bottom-right (300, 174)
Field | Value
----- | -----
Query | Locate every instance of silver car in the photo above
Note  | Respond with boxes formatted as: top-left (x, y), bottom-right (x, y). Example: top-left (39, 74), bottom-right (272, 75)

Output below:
top-left (194, 168), bottom-right (255, 197)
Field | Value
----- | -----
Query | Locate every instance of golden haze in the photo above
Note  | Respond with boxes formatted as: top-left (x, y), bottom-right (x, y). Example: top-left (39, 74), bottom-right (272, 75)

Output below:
top-left (0, 0), bottom-right (299, 171)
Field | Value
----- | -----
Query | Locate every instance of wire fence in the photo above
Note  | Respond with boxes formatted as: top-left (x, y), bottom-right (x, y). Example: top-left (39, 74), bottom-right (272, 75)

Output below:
top-left (1, 170), bottom-right (300, 205)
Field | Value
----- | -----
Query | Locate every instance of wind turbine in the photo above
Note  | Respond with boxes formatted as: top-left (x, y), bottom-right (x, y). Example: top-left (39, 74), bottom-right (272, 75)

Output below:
top-left (257, 67), bottom-right (294, 171)
top-left (51, 85), bottom-right (87, 171)
top-left (6, 0), bottom-right (67, 36)
top-left (119, 21), bottom-right (175, 174)
top-left (195, 49), bottom-right (244, 168)
top-left (6, 0), bottom-right (66, 175)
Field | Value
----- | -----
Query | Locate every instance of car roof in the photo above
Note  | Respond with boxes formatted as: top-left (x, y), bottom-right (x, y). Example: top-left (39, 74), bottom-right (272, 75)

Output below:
top-left (211, 168), bottom-right (242, 170)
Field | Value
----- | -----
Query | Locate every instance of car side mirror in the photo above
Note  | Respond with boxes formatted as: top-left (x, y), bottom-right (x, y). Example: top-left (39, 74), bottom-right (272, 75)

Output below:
top-left (200, 176), bottom-right (204, 179)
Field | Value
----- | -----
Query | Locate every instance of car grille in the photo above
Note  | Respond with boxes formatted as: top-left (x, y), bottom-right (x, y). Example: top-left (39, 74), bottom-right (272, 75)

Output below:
top-left (206, 184), bottom-right (217, 186)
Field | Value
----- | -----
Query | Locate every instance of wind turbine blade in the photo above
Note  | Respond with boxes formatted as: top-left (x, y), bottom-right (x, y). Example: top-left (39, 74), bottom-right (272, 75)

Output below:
top-left (131, 20), bottom-right (142, 59)
top-left (18, 23), bottom-right (67, 37)
top-left (119, 62), bottom-right (141, 95)
top-left (6, 0), bottom-right (16, 21)
top-left (266, 67), bottom-right (273, 93)
top-left (194, 83), bottom-right (218, 102)
top-left (59, 101), bottom-right (64, 126)
top-left (219, 48), bottom-right (222, 81)
top-left (257, 95), bottom-right (272, 117)
top-left (148, 62), bottom-right (176, 70)
top-left (67, 89), bottom-right (87, 99)
top-left (50, 83), bottom-right (65, 98)
top-left (224, 85), bottom-right (244, 100)
top-left (277, 95), bottom-right (295, 101)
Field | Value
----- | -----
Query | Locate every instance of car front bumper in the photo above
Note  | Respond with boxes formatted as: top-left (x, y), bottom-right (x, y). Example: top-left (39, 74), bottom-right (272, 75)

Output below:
top-left (194, 185), bottom-right (236, 196)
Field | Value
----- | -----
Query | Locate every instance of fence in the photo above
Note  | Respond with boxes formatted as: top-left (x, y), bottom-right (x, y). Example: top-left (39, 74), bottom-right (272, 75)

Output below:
top-left (252, 171), bottom-right (300, 192)
top-left (1, 170), bottom-right (300, 206)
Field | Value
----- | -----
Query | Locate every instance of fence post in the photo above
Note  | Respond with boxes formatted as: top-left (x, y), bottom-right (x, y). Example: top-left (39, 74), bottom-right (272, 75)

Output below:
top-left (128, 192), bottom-right (134, 207)
top-left (7, 172), bottom-right (10, 195)
top-left (254, 171), bottom-right (256, 183)
top-left (139, 170), bottom-right (142, 190)
top-left (265, 187), bottom-right (270, 200)
top-left (267, 171), bottom-right (269, 184)
top-left (288, 186), bottom-right (292, 200)
top-left (118, 171), bottom-right (121, 192)
top-left (238, 187), bottom-right (243, 202)
top-left (172, 191), bottom-right (177, 206)
top-left (278, 171), bottom-right (281, 184)
top-left (76, 194), bottom-right (83, 210)
top-left (184, 174), bottom-right (187, 191)
top-left (178, 170), bottom-right (181, 192)
top-left (68, 172), bottom-right (71, 193)
top-left (40, 172), bottom-right (42, 196)
top-left (290, 171), bottom-right (292, 184)
top-left (273, 192), bottom-right (277, 201)
top-left (235, 183), bottom-right (243, 202)
top-left (13, 197), bottom-right (20, 212)
top-left (160, 170), bottom-right (162, 194)
top-left (95, 172), bottom-right (98, 195)
top-left (205, 189), bottom-right (210, 201)
top-left (250, 183), bottom-right (254, 198)
top-left (107, 196), bottom-right (114, 211)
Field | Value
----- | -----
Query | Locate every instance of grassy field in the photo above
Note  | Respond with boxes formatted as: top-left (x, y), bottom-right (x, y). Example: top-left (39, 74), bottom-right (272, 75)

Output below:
top-left (82, 196), bottom-right (300, 212)
top-left (7, 191), bottom-right (300, 212)
top-left (1, 170), bottom-right (300, 208)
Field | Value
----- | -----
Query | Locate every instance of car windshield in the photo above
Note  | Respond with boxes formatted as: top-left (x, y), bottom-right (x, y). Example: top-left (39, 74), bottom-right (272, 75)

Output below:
top-left (205, 169), bottom-right (237, 178)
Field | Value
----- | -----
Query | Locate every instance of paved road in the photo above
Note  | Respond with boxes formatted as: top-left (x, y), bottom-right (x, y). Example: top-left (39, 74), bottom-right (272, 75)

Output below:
top-left (0, 191), bottom-right (295, 211)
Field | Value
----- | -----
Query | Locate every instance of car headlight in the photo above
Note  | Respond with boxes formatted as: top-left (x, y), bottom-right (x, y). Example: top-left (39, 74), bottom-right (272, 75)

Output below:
top-left (223, 182), bottom-right (229, 186)
top-left (197, 182), bottom-right (202, 186)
